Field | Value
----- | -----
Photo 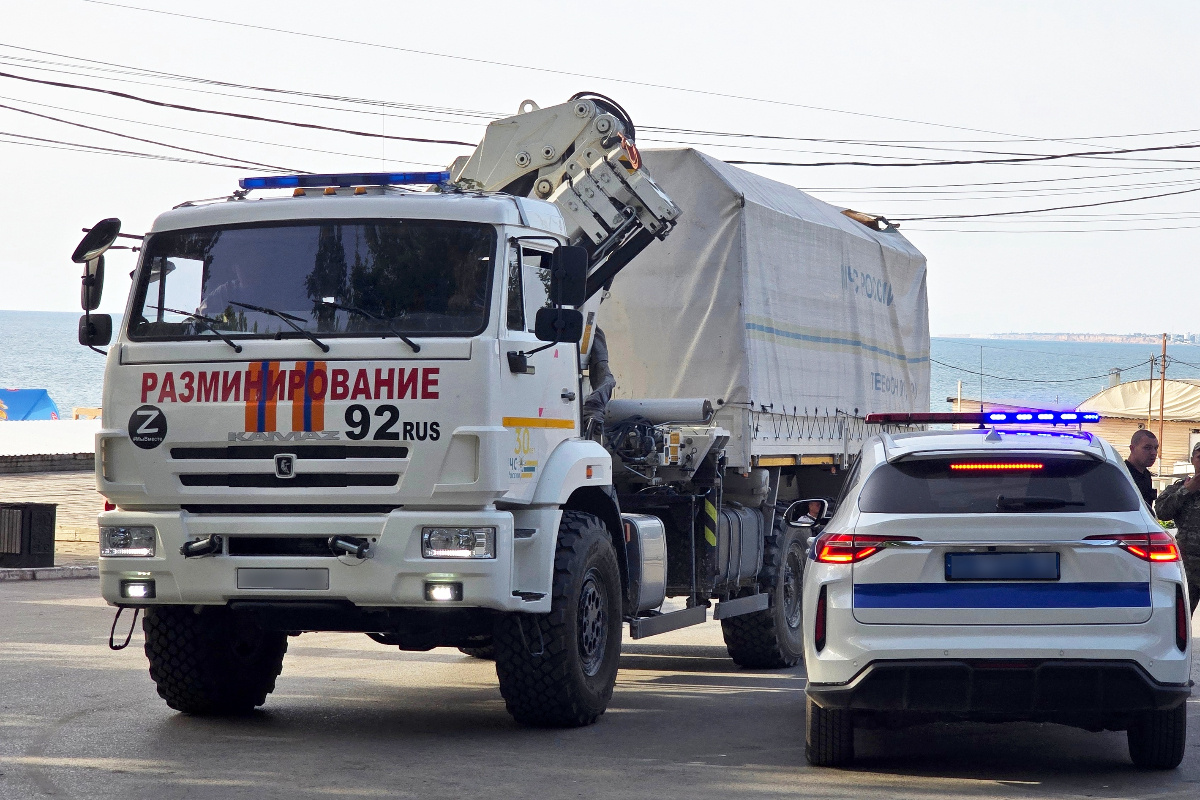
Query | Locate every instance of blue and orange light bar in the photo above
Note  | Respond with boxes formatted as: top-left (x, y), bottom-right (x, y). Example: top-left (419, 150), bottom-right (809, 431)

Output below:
top-left (239, 171), bottom-right (452, 190)
top-left (865, 411), bottom-right (1101, 425)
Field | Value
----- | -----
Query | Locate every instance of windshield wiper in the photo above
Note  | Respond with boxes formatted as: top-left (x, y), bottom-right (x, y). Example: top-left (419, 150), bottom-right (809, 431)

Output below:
top-left (319, 298), bottom-right (420, 353)
top-left (228, 300), bottom-right (330, 353)
top-left (996, 495), bottom-right (1086, 511)
top-left (148, 305), bottom-right (242, 353)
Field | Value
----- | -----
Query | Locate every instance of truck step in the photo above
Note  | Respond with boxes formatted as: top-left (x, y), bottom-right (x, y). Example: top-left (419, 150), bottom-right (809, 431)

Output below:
top-left (628, 605), bottom-right (707, 639)
top-left (713, 592), bottom-right (769, 620)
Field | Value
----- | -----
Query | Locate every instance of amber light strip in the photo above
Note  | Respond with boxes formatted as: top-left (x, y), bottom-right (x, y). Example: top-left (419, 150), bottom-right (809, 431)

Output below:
top-left (949, 462), bottom-right (1044, 471)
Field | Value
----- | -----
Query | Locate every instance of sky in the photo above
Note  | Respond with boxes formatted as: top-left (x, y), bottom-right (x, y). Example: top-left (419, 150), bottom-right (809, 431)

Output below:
top-left (3, 0), bottom-right (1199, 335)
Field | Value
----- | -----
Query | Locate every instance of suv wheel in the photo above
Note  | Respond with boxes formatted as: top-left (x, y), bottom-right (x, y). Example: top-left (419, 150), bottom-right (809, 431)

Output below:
top-left (805, 696), bottom-right (854, 766)
top-left (1127, 704), bottom-right (1187, 769)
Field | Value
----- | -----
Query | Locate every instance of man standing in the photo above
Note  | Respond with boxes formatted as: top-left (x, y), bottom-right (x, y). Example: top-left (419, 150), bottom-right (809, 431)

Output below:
top-left (1126, 429), bottom-right (1159, 510)
top-left (1155, 442), bottom-right (1200, 613)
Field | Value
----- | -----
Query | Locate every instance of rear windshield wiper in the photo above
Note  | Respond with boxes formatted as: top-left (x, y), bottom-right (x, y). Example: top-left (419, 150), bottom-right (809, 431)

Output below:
top-left (319, 298), bottom-right (420, 353)
top-left (997, 495), bottom-right (1086, 511)
top-left (148, 305), bottom-right (242, 353)
top-left (228, 300), bottom-right (329, 353)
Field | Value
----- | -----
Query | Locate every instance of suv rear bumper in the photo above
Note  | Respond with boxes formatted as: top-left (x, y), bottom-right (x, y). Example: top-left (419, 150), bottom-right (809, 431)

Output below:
top-left (807, 659), bottom-right (1191, 722)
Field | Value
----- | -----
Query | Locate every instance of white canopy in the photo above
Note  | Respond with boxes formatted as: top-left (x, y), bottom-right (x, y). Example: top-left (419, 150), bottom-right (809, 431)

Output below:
top-left (602, 149), bottom-right (930, 424)
top-left (1078, 379), bottom-right (1200, 421)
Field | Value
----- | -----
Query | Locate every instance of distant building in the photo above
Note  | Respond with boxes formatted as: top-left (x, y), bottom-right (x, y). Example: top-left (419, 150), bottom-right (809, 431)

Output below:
top-left (1078, 379), bottom-right (1200, 485)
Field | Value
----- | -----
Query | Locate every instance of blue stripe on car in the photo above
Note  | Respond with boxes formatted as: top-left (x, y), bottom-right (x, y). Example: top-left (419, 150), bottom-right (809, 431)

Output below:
top-left (854, 582), bottom-right (1151, 609)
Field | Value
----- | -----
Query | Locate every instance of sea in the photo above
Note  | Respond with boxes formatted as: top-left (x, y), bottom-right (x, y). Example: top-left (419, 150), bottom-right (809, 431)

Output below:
top-left (4, 310), bottom-right (1200, 417)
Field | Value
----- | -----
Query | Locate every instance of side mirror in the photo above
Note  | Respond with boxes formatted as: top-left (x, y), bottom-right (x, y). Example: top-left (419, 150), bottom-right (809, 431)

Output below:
top-left (72, 218), bottom-right (122, 264)
top-left (534, 307), bottom-right (584, 343)
top-left (78, 313), bottom-right (112, 347)
top-left (785, 498), bottom-right (829, 527)
top-left (81, 255), bottom-right (105, 311)
top-left (549, 245), bottom-right (587, 307)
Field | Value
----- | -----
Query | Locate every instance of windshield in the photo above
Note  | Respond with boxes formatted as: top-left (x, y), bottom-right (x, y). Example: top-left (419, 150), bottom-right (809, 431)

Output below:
top-left (858, 455), bottom-right (1140, 514)
top-left (128, 220), bottom-right (496, 341)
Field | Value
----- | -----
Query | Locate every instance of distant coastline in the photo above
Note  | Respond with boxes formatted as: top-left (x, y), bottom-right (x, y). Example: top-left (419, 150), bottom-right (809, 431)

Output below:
top-left (942, 333), bottom-right (1194, 345)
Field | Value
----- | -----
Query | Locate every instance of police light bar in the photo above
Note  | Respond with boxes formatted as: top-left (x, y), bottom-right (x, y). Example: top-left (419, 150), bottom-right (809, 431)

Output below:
top-left (865, 411), bottom-right (1101, 425)
top-left (238, 171), bottom-right (452, 190)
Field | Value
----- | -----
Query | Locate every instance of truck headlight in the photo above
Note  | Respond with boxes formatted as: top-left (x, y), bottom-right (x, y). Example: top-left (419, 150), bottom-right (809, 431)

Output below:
top-left (100, 526), bottom-right (156, 557)
top-left (421, 527), bottom-right (495, 559)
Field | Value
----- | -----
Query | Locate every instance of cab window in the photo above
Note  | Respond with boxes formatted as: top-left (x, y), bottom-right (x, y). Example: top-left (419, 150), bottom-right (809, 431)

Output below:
top-left (521, 248), bottom-right (552, 333)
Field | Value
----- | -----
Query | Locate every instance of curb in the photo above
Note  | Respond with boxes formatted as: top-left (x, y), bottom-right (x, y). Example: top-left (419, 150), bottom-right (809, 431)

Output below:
top-left (0, 565), bottom-right (99, 581)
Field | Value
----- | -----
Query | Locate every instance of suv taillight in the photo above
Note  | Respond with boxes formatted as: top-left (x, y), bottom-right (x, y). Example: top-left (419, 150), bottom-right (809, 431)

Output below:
top-left (813, 532), bottom-right (919, 563)
top-left (1084, 532), bottom-right (1180, 562)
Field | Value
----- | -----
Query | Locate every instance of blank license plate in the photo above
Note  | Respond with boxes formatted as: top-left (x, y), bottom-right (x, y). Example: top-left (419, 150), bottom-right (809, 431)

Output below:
top-left (945, 552), bottom-right (1059, 581)
top-left (237, 568), bottom-right (329, 590)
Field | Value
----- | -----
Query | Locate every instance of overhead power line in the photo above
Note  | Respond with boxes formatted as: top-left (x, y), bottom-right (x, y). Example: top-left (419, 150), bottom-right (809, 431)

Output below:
top-left (0, 93), bottom-right (444, 168)
top-left (726, 139), bottom-right (1200, 169)
top-left (931, 357), bottom-right (1154, 383)
top-left (893, 184), bottom-right (1200, 221)
top-left (0, 130), bottom-right (267, 170)
top-left (77, 0), bottom-right (1120, 144)
top-left (0, 101), bottom-right (302, 172)
top-left (0, 70), bottom-right (476, 147)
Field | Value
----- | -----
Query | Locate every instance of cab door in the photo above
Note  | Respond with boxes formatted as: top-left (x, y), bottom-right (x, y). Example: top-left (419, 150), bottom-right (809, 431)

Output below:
top-left (497, 243), bottom-right (580, 502)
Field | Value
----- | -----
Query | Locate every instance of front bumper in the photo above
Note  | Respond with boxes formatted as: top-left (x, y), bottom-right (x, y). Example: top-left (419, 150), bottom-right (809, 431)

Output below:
top-left (807, 659), bottom-right (1191, 724)
top-left (98, 508), bottom-right (555, 613)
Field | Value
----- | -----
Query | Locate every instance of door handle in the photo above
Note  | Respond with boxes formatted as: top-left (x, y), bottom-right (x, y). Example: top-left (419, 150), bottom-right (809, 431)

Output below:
top-left (561, 389), bottom-right (576, 402)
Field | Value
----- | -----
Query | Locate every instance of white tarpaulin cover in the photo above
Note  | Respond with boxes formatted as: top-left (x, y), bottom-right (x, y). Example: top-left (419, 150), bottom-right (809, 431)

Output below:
top-left (602, 149), bottom-right (929, 461)
top-left (1079, 379), bottom-right (1200, 421)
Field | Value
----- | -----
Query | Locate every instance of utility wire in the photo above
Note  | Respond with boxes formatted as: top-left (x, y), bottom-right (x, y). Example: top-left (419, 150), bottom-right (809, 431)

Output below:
top-left (931, 357), bottom-right (1154, 383)
top-left (0, 130), bottom-right (269, 169)
top-left (0, 93), bottom-right (444, 168)
top-left (894, 184), bottom-right (1200, 221)
top-left (77, 0), bottom-right (1079, 141)
top-left (908, 225), bottom-right (1200, 233)
top-left (0, 101), bottom-right (303, 172)
top-left (0, 70), bottom-right (476, 147)
top-left (726, 140), bottom-right (1200, 169)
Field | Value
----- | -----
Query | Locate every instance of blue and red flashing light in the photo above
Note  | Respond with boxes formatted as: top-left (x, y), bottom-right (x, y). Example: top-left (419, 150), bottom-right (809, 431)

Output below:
top-left (865, 411), bottom-right (1101, 425)
top-left (239, 172), bottom-right (452, 190)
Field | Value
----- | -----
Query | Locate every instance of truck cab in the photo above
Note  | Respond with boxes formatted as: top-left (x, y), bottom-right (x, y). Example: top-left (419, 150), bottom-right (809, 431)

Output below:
top-left (91, 179), bottom-right (636, 725)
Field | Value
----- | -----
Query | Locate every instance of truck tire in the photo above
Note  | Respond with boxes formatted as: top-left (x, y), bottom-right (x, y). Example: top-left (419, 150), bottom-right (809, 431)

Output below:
top-left (143, 605), bottom-right (288, 715)
top-left (721, 509), bottom-right (805, 668)
top-left (805, 696), bottom-right (854, 766)
top-left (493, 510), bottom-right (622, 727)
top-left (1127, 704), bottom-right (1187, 769)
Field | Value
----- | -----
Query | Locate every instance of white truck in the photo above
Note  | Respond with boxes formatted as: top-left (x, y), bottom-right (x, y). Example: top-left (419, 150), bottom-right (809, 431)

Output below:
top-left (74, 93), bottom-right (929, 726)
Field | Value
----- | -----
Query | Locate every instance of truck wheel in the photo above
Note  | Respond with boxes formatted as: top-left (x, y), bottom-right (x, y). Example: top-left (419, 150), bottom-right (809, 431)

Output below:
top-left (493, 511), bottom-right (622, 727)
top-left (805, 696), bottom-right (854, 766)
top-left (143, 605), bottom-right (288, 715)
top-left (1127, 704), bottom-right (1187, 769)
top-left (721, 509), bottom-right (805, 668)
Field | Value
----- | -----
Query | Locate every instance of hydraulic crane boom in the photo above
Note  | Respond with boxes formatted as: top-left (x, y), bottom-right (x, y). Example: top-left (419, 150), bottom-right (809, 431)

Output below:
top-left (450, 92), bottom-right (681, 301)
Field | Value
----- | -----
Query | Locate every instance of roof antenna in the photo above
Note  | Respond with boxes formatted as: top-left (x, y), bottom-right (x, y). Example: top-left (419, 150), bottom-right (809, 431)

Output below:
top-left (984, 427), bottom-right (1002, 443)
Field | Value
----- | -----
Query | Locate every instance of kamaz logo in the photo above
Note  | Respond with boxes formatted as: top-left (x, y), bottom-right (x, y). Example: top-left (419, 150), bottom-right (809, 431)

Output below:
top-left (228, 430), bottom-right (341, 442)
top-left (274, 454), bottom-right (296, 479)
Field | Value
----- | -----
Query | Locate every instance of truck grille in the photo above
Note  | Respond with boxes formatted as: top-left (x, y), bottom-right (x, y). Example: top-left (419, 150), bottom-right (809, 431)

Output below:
top-left (171, 445), bottom-right (408, 459)
top-left (179, 474), bottom-right (398, 488)
top-left (228, 537), bottom-right (334, 556)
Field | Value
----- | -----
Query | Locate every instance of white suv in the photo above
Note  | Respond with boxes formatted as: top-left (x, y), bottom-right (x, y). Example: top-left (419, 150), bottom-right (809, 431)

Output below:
top-left (801, 415), bottom-right (1193, 769)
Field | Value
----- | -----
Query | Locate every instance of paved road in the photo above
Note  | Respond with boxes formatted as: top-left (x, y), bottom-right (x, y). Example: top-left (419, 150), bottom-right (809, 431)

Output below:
top-left (1, 580), bottom-right (1197, 800)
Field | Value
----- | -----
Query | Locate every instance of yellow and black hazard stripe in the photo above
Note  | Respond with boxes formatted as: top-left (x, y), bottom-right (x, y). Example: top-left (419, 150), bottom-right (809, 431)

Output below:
top-left (702, 497), bottom-right (718, 547)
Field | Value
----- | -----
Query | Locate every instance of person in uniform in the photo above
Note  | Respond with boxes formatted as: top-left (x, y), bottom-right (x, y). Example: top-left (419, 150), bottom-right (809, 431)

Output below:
top-left (1126, 429), bottom-right (1159, 510)
top-left (1154, 441), bottom-right (1200, 613)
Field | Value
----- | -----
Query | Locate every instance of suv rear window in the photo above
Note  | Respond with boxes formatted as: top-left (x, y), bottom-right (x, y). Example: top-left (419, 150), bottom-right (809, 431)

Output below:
top-left (858, 455), bottom-right (1140, 514)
